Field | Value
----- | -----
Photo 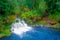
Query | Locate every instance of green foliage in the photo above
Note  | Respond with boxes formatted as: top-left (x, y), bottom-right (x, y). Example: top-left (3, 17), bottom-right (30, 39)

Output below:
top-left (20, 10), bottom-right (42, 25)
top-left (56, 1), bottom-right (60, 11)
top-left (10, 0), bottom-right (20, 14)
top-left (0, 0), bottom-right (10, 16)
top-left (45, 0), bottom-right (60, 13)
top-left (0, 0), bottom-right (16, 38)
top-left (20, 10), bottom-right (42, 19)
top-left (48, 12), bottom-right (60, 22)
top-left (45, 0), bottom-right (57, 13)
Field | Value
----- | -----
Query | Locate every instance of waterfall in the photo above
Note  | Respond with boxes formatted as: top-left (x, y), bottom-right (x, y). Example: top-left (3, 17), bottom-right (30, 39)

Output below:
top-left (11, 18), bottom-right (33, 37)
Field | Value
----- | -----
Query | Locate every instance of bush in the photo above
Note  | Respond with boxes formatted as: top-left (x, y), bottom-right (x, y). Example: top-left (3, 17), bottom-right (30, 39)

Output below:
top-left (48, 12), bottom-right (60, 22)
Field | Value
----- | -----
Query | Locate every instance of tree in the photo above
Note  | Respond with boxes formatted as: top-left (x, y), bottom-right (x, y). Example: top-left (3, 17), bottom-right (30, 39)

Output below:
top-left (45, 0), bottom-right (58, 13)
top-left (0, 0), bottom-right (10, 16)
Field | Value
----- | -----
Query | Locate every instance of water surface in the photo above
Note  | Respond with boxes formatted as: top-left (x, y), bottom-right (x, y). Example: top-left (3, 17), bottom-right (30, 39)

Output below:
top-left (1, 27), bottom-right (60, 40)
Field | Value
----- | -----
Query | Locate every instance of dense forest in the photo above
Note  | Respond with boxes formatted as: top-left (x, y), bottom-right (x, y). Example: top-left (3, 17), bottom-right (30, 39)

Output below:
top-left (0, 0), bottom-right (60, 38)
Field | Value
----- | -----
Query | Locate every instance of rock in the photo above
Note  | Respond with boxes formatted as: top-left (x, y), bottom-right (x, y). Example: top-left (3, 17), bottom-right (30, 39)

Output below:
top-left (42, 17), bottom-right (57, 25)
top-left (47, 20), bottom-right (57, 25)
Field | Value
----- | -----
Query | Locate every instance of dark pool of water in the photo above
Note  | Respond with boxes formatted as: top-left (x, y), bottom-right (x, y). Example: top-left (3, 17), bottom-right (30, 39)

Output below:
top-left (0, 27), bottom-right (60, 40)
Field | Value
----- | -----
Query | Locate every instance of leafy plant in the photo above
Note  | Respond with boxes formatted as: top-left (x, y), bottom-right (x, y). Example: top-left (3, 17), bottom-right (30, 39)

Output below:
top-left (48, 11), bottom-right (60, 22)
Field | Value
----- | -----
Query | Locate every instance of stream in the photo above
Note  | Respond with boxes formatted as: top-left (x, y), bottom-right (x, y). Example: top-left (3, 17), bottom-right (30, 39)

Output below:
top-left (1, 18), bottom-right (60, 40)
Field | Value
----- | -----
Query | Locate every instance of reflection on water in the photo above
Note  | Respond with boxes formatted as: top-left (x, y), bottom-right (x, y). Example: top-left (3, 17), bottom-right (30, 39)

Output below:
top-left (1, 18), bottom-right (60, 40)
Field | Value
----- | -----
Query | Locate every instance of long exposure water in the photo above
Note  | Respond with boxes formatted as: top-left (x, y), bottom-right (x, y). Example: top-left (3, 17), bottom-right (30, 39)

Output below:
top-left (1, 18), bottom-right (60, 40)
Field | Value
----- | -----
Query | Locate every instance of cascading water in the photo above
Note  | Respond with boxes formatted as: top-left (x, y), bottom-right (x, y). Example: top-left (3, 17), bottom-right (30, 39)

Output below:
top-left (11, 18), bottom-right (33, 37)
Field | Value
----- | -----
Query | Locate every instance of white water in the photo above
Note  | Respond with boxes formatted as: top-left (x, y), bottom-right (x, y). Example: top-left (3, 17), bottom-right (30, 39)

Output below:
top-left (11, 18), bottom-right (33, 37)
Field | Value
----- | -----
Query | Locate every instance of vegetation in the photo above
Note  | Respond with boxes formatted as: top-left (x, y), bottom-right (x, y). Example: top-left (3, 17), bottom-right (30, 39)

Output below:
top-left (0, 0), bottom-right (60, 38)
top-left (0, 0), bottom-right (16, 38)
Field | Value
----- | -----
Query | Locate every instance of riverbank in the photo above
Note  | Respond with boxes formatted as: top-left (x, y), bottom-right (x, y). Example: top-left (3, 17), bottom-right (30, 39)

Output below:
top-left (0, 15), bottom-right (16, 38)
top-left (0, 14), bottom-right (60, 38)
top-left (24, 16), bottom-right (60, 29)
top-left (0, 30), bottom-right (11, 38)
top-left (1, 25), bottom-right (60, 40)
top-left (19, 10), bottom-right (60, 29)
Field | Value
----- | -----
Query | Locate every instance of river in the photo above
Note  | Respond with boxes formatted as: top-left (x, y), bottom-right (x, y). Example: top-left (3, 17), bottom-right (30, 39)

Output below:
top-left (0, 18), bottom-right (60, 40)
